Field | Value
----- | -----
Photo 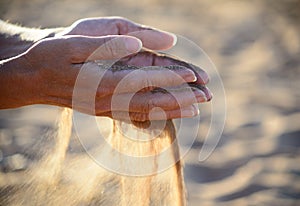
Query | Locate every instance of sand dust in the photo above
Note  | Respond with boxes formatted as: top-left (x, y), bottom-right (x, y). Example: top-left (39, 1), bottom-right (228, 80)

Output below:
top-left (0, 0), bottom-right (300, 205)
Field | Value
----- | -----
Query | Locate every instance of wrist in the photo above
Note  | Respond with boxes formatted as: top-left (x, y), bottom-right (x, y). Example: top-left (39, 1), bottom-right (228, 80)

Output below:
top-left (0, 20), bottom-right (64, 59)
top-left (0, 55), bottom-right (40, 109)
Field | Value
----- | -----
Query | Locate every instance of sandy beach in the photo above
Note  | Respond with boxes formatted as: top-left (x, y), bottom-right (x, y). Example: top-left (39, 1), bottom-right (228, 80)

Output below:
top-left (0, 0), bottom-right (300, 205)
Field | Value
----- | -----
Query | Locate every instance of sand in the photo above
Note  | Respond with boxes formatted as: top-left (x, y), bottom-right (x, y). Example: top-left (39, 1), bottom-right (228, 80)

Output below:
top-left (0, 0), bottom-right (300, 205)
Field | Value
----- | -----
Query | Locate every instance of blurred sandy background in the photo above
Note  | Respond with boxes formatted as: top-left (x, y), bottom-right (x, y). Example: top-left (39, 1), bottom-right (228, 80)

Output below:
top-left (0, 0), bottom-right (300, 205)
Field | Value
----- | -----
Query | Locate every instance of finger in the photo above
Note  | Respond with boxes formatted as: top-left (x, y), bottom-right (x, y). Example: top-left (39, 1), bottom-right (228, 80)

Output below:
top-left (97, 88), bottom-right (207, 113)
top-left (101, 104), bottom-right (199, 122)
top-left (97, 66), bottom-right (197, 96)
top-left (127, 30), bottom-right (176, 51)
top-left (119, 50), bottom-right (210, 85)
top-left (111, 17), bottom-right (177, 50)
top-left (189, 84), bottom-right (213, 101)
top-left (130, 88), bottom-right (206, 113)
top-left (65, 35), bottom-right (142, 63)
top-left (68, 17), bottom-right (176, 50)
top-left (149, 104), bottom-right (199, 120)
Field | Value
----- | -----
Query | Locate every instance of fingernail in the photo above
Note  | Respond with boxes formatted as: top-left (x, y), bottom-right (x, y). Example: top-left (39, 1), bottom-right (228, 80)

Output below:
top-left (181, 105), bottom-right (198, 117)
top-left (185, 70), bottom-right (197, 82)
top-left (125, 37), bottom-right (142, 53)
top-left (194, 104), bottom-right (200, 115)
top-left (207, 92), bottom-right (213, 101)
top-left (193, 90), bottom-right (208, 102)
top-left (203, 87), bottom-right (213, 101)
top-left (167, 32), bottom-right (177, 46)
top-left (181, 109), bottom-right (194, 117)
top-left (194, 85), bottom-right (213, 101)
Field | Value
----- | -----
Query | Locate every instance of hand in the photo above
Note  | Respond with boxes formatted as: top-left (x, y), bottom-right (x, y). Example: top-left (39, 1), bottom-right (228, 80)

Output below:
top-left (96, 50), bottom-right (212, 121)
top-left (0, 17), bottom-right (211, 121)
top-left (59, 16), bottom-right (176, 51)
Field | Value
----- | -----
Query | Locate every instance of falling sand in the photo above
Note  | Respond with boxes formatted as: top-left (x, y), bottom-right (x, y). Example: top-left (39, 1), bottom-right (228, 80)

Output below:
top-left (0, 108), bottom-right (186, 206)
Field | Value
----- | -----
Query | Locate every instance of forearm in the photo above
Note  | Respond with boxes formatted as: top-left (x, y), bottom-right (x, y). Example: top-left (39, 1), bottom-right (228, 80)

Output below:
top-left (0, 20), bottom-right (64, 59)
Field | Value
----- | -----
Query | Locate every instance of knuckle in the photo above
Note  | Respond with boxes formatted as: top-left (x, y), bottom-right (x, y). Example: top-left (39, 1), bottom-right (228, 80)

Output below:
top-left (113, 16), bottom-right (131, 26)
top-left (65, 37), bottom-right (78, 50)
top-left (145, 77), bottom-right (152, 88)
top-left (96, 85), bottom-right (111, 97)
top-left (142, 71), bottom-right (152, 88)
top-left (168, 94), bottom-right (179, 108)
top-left (130, 112), bottom-right (148, 122)
top-left (146, 95), bottom-right (157, 111)
top-left (113, 16), bottom-right (127, 22)
top-left (64, 38), bottom-right (82, 61)
top-left (103, 38), bottom-right (118, 57)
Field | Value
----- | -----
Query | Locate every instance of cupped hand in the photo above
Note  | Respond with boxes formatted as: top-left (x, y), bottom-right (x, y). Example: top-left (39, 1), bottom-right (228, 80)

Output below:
top-left (14, 17), bottom-right (211, 121)
top-left (95, 50), bottom-right (213, 121)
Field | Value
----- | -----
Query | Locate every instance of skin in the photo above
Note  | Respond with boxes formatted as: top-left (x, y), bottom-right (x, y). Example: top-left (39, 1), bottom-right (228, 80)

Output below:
top-left (0, 17), bottom-right (212, 121)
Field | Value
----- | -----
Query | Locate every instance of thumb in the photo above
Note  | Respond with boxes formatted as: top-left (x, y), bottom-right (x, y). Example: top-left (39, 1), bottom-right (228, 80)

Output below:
top-left (67, 35), bottom-right (142, 63)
